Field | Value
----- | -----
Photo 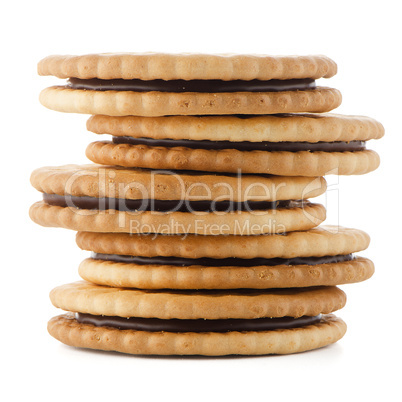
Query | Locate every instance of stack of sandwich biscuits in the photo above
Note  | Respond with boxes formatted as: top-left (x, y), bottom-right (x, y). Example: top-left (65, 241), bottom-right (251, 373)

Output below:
top-left (30, 53), bottom-right (383, 356)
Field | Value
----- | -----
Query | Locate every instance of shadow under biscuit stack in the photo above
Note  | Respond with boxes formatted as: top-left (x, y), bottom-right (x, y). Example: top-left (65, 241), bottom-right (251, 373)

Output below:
top-left (30, 53), bottom-right (383, 356)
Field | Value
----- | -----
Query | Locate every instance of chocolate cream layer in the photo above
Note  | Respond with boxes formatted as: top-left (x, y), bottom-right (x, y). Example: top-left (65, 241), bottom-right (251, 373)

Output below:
top-left (43, 194), bottom-right (306, 213)
top-left (75, 313), bottom-right (322, 332)
top-left (112, 136), bottom-right (366, 152)
top-left (67, 77), bottom-right (316, 93)
top-left (91, 252), bottom-right (354, 267)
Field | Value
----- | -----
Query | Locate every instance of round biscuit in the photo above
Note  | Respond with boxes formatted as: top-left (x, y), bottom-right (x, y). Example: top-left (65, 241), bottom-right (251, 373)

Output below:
top-left (75, 226), bottom-right (370, 258)
top-left (48, 313), bottom-right (346, 356)
top-left (29, 201), bottom-right (326, 234)
top-left (30, 164), bottom-right (327, 201)
top-left (86, 141), bottom-right (380, 176)
top-left (49, 281), bottom-right (346, 319)
top-left (78, 256), bottom-right (374, 289)
top-left (87, 113), bottom-right (384, 142)
top-left (38, 53), bottom-right (337, 80)
top-left (39, 86), bottom-right (342, 116)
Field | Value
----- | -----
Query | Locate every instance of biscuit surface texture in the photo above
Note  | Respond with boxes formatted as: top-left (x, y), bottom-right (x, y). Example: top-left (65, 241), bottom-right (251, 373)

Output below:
top-left (39, 86), bottom-right (342, 116)
top-left (30, 164), bottom-right (327, 201)
top-left (48, 313), bottom-right (346, 355)
top-left (75, 226), bottom-right (370, 258)
top-left (38, 53), bottom-right (338, 80)
top-left (29, 200), bottom-right (326, 234)
top-left (49, 281), bottom-right (346, 319)
top-left (87, 113), bottom-right (384, 142)
top-left (86, 141), bottom-right (380, 176)
top-left (78, 256), bottom-right (374, 289)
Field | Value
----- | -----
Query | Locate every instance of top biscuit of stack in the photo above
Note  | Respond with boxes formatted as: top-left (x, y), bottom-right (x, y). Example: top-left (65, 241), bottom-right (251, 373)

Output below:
top-left (38, 53), bottom-right (341, 116)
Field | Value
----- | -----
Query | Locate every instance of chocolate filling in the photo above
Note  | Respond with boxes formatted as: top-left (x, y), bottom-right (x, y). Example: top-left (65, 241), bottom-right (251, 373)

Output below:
top-left (112, 136), bottom-right (366, 152)
top-left (91, 252), bottom-right (354, 267)
top-left (67, 77), bottom-right (316, 93)
top-left (75, 313), bottom-right (322, 332)
top-left (43, 193), bottom-right (306, 213)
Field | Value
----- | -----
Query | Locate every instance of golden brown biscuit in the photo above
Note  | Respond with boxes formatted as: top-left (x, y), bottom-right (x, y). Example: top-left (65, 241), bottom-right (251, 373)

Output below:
top-left (76, 226), bottom-right (372, 289)
top-left (29, 200), bottom-right (326, 234)
top-left (30, 164), bottom-right (327, 201)
top-left (75, 226), bottom-right (370, 258)
top-left (48, 282), bottom-right (346, 355)
top-left (48, 313), bottom-right (346, 356)
top-left (30, 164), bottom-right (327, 234)
top-left (49, 281), bottom-right (346, 319)
top-left (78, 256), bottom-right (374, 289)
top-left (85, 140), bottom-right (380, 176)
top-left (39, 86), bottom-right (342, 117)
top-left (38, 54), bottom-right (340, 116)
top-left (38, 53), bottom-right (338, 80)
top-left (86, 113), bottom-right (384, 142)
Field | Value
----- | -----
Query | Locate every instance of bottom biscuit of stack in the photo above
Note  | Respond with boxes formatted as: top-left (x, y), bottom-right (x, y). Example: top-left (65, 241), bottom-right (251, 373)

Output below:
top-left (48, 282), bottom-right (346, 356)
top-left (47, 226), bottom-right (373, 356)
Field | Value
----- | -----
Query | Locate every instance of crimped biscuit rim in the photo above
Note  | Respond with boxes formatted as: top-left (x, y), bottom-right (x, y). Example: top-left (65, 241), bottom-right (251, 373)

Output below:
top-left (38, 53), bottom-right (337, 80)
top-left (39, 86), bottom-right (342, 116)
top-left (87, 113), bottom-right (384, 142)
top-left (49, 281), bottom-right (346, 319)
top-left (86, 141), bottom-right (380, 176)
top-left (30, 164), bottom-right (327, 201)
top-left (78, 257), bottom-right (374, 289)
top-left (75, 225), bottom-right (370, 257)
top-left (47, 313), bottom-right (346, 355)
top-left (29, 201), bottom-right (326, 234)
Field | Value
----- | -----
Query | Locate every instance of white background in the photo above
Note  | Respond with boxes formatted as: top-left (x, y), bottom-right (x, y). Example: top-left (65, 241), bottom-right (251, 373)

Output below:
top-left (2, 1), bottom-right (400, 401)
